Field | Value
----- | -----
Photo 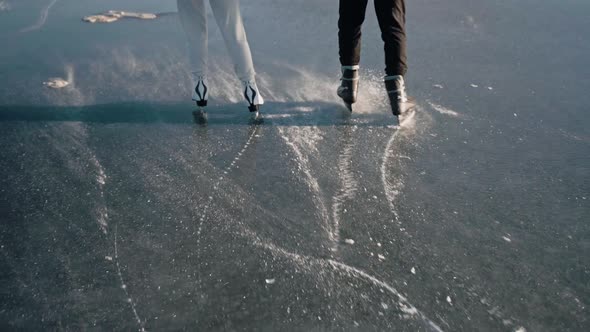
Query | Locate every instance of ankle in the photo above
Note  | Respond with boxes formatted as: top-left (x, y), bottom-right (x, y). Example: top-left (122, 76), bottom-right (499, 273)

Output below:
top-left (341, 67), bottom-right (359, 81)
top-left (384, 75), bottom-right (404, 83)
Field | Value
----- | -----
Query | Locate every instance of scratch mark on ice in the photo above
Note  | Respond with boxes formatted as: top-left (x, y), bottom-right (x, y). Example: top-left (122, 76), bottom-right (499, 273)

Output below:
top-left (114, 224), bottom-right (146, 332)
top-left (240, 228), bottom-right (442, 331)
top-left (20, 0), bottom-right (59, 33)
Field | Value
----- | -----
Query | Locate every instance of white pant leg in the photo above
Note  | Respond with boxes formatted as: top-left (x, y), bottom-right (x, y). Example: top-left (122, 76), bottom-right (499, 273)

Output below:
top-left (209, 0), bottom-right (256, 82)
top-left (177, 0), bottom-right (208, 79)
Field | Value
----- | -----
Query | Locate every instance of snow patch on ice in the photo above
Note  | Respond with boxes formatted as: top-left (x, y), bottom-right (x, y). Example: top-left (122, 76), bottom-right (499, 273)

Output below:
top-left (0, 1), bottom-right (11, 12)
top-left (428, 102), bottom-right (460, 117)
top-left (463, 15), bottom-right (479, 29)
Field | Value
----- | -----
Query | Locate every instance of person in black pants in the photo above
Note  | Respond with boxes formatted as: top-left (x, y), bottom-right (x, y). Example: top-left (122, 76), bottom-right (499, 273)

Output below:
top-left (337, 0), bottom-right (412, 117)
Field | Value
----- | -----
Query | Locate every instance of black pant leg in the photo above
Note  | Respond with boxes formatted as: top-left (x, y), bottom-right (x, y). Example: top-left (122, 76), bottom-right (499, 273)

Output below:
top-left (338, 0), bottom-right (369, 67)
top-left (374, 0), bottom-right (407, 76)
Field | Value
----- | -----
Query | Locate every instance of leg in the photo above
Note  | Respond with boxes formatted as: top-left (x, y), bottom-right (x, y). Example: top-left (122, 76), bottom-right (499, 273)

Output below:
top-left (338, 0), bottom-right (369, 67)
top-left (209, 0), bottom-right (256, 82)
top-left (177, 0), bottom-right (208, 79)
top-left (337, 0), bottom-right (368, 108)
top-left (374, 0), bottom-right (407, 76)
top-left (210, 0), bottom-right (263, 111)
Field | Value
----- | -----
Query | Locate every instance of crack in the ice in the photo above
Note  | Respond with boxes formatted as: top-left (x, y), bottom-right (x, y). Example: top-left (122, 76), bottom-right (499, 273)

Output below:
top-left (20, 0), bottom-right (59, 33)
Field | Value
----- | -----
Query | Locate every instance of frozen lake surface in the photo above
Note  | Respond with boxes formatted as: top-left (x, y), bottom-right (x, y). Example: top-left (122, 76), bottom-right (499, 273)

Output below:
top-left (0, 0), bottom-right (588, 330)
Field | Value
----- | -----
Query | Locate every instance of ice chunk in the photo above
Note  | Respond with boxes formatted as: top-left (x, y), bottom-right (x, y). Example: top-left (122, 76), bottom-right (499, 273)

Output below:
top-left (399, 303), bottom-right (417, 315)
top-left (43, 78), bottom-right (69, 89)
top-left (344, 239), bottom-right (355, 245)
top-left (83, 15), bottom-right (119, 23)
top-left (83, 10), bottom-right (157, 24)
top-left (106, 10), bottom-right (157, 20)
top-left (446, 296), bottom-right (452, 305)
top-left (410, 267), bottom-right (416, 275)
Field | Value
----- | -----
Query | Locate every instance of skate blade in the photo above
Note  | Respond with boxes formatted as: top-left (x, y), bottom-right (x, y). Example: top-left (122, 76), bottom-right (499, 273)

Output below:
top-left (339, 99), bottom-right (353, 112)
top-left (392, 97), bottom-right (417, 119)
top-left (396, 102), bottom-right (417, 127)
top-left (344, 102), bottom-right (353, 112)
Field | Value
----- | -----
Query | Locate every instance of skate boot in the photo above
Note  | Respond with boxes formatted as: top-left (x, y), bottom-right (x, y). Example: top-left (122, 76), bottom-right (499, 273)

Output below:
top-left (385, 75), bottom-right (414, 117)
top-left (191, 75), bottom-right (209, 108)
top-left (191, 75), bottom-right (208, 123)
top-left (337, 66), bottom-right (359, 111)
top-left (243, 80), bottom-right (264, 119)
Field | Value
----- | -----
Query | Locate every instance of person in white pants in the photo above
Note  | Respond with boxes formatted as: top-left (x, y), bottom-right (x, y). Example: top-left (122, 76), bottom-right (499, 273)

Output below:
top-left (177, 0), bottom-right (264, 113)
